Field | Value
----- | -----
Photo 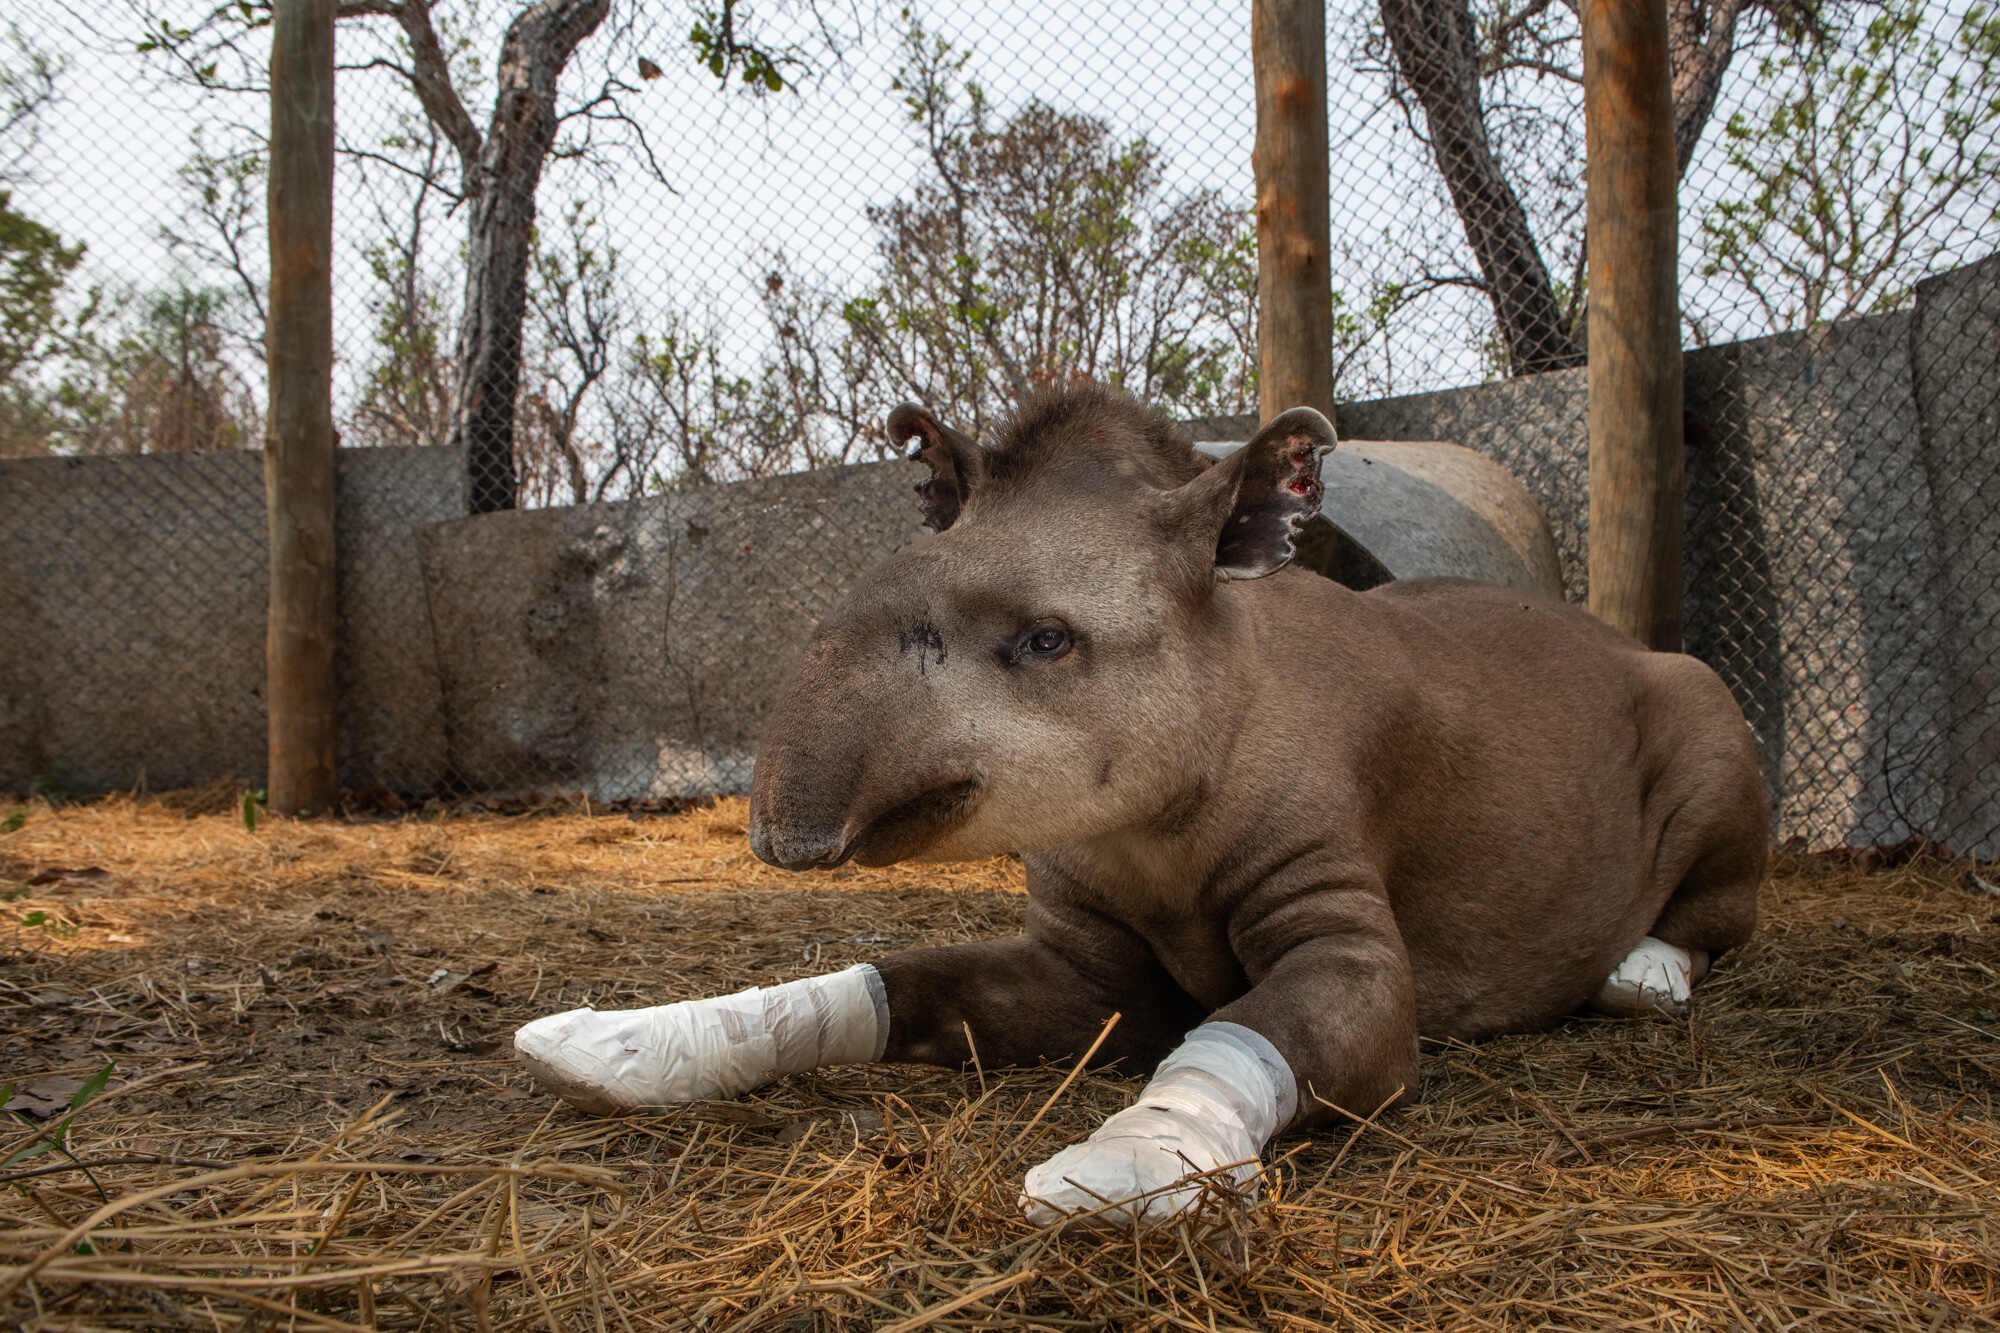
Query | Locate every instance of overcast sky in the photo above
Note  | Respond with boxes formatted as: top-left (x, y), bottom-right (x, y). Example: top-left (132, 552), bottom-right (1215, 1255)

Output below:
top-left (9, 0), bottom-right (1996, 418)
top-left (5, 0), bottom-right (1548, 405)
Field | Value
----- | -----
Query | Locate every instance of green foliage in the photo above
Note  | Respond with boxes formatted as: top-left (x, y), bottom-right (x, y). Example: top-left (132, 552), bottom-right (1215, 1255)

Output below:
top-left (627, 320), bottom-right (747, 486)
top-left (8, 872), bottom-right (74, 937)
top-left (11, 283), bottom-right (258, 457)
top-left (0, 191), bottom-right (83, 384)
top-left (834, 19), bottom-right (1264, 431)
top-left (601, 15), bottom-right (1425, 483)
top-left (1698, 0), bottom-right (2000, 330)
top-left (161, 132), bottom-right (266, 342)
top-left (134, 4), bottom-right (269, 87)
top-left (15, 908), bottom-right (74, 936)
top-left (135, 17), bottom-right (197, 56)
top-left (0, 26), bottom-right (61, 167)
top-left (242, 787), bottom-right (265, 834)
top-left (4, 1062), bottom-right (117, 1221)
top-left (3, 1063), bottom-right (114, 1165)
top-left (689, 4), bottom-right (797, 93)
top-left (832, 18), bottom-right (1428, 428)
top-left (0, 809), bottom-right (25, 834)
top-left (127, 288), bottom-right (253, 449)
top-left (352, 239), bottom-right (456, 450)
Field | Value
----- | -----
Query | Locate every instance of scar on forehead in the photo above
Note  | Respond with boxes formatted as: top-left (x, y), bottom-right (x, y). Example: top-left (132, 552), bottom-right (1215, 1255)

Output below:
top-left (897, 619), bottom-right (947, 674)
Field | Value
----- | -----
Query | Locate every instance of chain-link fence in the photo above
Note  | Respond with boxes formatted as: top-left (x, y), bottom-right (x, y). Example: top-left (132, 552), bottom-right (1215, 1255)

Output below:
top-left (0, 0), bottom-right (1994, 855)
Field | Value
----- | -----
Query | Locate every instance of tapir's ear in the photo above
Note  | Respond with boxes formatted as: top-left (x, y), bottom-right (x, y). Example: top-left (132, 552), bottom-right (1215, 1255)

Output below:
top-left (888, 403), bottom-right (987, 532)
top-left (1156, 407), bottom-right (1334, 581)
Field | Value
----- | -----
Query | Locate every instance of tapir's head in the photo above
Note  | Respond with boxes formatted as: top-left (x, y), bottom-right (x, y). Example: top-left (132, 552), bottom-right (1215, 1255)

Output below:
top-left (748, 384), bottom-right (1333, 869)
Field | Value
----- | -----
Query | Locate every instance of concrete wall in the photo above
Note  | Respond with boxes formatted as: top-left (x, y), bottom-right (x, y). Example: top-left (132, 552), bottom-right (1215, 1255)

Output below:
top-left (0, 446), bottom-right (464, 794)
top-left (3, 256), bottom-right (1994, 856)
top-left (1193, 438), bottom-right (1566, 597)
top-left (1267, 307), bottom-right (1977, 855)
top-left (1683, 314), bottom-right (1948, 852)
top-left (337, 446), bottom-right (468, 792)
top-left (1912, 255), bottom-right (2000, 858)
top-left (414, 460), bottom-right (926, 801)
top-left (1304, 315), bottom-right (1954, 850)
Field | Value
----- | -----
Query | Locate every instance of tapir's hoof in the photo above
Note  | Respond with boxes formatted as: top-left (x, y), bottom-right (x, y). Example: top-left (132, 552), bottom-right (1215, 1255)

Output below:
top-left (1019, 1139), bottom-right (1254, 1228)
top-left (513, 1007), bottom-right (647, 1114)
top-left (1591, 937), bottom-right (1707, 1017)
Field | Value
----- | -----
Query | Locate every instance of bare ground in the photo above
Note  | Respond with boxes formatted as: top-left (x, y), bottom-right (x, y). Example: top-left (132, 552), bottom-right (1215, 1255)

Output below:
top-left (1, 790), bottom-right (1996, 1330)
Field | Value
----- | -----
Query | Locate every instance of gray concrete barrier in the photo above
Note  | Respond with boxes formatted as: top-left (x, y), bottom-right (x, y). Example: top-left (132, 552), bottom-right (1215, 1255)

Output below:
top-left (1197, 437), bottom-right (1565, 597)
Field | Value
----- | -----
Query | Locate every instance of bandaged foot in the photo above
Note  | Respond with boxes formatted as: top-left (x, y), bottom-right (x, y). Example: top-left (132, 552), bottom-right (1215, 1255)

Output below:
top-left (1591, 936), bottom-right (1707, 1017)
top-left (1020, 1022), bottom-right (1296, 1228)
top-left (513, 964), bottom-right (888, 1113)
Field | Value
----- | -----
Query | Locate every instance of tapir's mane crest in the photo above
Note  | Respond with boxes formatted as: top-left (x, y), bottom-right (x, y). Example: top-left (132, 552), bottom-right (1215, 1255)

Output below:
top-left (983, 383), bottom-right (1206, 498)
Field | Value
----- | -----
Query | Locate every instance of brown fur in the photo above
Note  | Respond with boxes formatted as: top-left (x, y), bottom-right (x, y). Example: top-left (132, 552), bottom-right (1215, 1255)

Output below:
top-left (751, 386), bottom-right (1767, 1127)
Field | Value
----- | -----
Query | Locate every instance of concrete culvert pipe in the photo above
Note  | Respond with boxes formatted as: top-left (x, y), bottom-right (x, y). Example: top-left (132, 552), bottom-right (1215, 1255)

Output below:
top-left (1195, 438), bottom-right (1565, 599)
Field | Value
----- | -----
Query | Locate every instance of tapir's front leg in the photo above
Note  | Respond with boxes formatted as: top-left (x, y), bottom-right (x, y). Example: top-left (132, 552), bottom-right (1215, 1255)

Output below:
top-left (1020, 871), bottom-right (1417, 1227)
top-left (875, 899), bottom-right (1205, 1069)
top-left (514, 899), bottom-right (1199, 1112)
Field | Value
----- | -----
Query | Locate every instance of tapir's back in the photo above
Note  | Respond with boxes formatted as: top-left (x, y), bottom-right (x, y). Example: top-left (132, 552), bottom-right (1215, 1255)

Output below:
top-left (1246, 572), bottom-right (1766, 1037)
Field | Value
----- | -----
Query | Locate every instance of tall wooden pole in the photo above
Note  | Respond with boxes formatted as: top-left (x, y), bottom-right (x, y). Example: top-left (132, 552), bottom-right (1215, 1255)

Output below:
top-left (265, 0), bottom-right (339, 814)
top-left (1252, 0), bottom-right (1335, 423)
top-left (1583, 0), bottom-right (1683, 649)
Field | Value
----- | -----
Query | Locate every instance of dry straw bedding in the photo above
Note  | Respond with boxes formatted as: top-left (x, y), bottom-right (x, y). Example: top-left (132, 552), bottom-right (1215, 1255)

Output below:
top-left (0, 791), bottom-right (1996, 1330)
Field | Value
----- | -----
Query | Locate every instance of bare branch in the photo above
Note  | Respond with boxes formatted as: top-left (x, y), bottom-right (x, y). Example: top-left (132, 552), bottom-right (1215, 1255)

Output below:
top-left (336, 0), bottom-right (483, 191)
top-left (333, 137), bottom-right (464, 204)
top-left (1489, 56), bottom-right (1582, 83)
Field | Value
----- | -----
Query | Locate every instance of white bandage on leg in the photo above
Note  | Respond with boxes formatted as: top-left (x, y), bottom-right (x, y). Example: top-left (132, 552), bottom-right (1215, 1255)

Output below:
top-left (513, 963), bottom-right (889, 1113)
top-left (1020, 1021), bottom-right (1296, 1227)
top-left (1591, 936), bottom-right (1697, 1016)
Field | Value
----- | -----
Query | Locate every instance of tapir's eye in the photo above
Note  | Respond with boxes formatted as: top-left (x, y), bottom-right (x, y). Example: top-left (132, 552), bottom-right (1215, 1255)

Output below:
top-left (1017, 624), bottom-right (1073, 663)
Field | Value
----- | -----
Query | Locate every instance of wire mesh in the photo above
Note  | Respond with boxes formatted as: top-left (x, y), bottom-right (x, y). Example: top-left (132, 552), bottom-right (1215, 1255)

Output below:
top-left (0, 0), bottom-right (1993, 855)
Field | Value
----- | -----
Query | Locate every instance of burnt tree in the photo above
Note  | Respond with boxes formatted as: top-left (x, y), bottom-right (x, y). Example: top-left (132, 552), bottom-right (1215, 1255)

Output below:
top-left (340, 0), bottom-right (610, 511)
top-left (1376, 0), bottom-right (1830, 377)
top-left (1378, 0), bottom-right (1581, 374)
top-left (1668, 0), bottom-right (1744, 175)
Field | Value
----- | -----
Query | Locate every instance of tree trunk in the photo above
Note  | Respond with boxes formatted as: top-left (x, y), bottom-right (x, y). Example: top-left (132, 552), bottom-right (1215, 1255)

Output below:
top-left (1584, 0), bottom-right (1684, 650)
top-left (265, 0), bottom-right (339, 813)
top-left (1667, 0), bottom-right (1744, 176)
top-left (1252, 0), bottom-right (1336, 422)
top-left (1379, 0), bottom-right (1583, 373)
top-left (450, 0), bottom-right (609, 513)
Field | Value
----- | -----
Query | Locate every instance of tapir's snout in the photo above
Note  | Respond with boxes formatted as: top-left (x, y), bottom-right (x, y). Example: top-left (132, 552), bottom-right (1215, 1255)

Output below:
top-left (749, 735), bottom-right (983, 871)
top-left (746, 733), bottom-right (857, 870)
top-left (746, 812), bottom-right (851, 871)
top-left (748, 571), bottom-right (984, 872)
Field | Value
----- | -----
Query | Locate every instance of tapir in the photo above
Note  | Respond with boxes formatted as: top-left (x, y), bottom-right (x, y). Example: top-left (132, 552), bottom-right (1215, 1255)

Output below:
top-left (515, 383), bottom-right (1769, 1227)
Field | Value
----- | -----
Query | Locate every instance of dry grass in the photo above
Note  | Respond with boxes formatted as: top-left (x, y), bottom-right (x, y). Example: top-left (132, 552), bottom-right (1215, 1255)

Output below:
top-left (1, 790), bottom-right (1996, 1330)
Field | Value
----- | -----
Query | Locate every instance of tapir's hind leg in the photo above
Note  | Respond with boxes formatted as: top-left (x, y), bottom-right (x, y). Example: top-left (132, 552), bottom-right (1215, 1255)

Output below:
top-left (1648, 837), bottom-right (1762, 959)
top-left (1593, 854), bottom-right (1760, 1016)
top-left (1596, 663), bottom-right (1768, 1017)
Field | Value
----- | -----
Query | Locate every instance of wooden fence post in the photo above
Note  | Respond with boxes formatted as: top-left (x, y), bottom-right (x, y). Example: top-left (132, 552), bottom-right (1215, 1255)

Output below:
top-left (1583, 0), bottom-right (1683, 649)
top-left (1252, 0), bottom-right (1335, 423)
top-left (265, 0), bottom-right (339, 814)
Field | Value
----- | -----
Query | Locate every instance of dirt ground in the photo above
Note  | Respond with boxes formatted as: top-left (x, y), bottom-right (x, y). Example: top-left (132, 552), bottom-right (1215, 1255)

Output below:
top-left (1, 790), bottom-right (1997, 1330)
